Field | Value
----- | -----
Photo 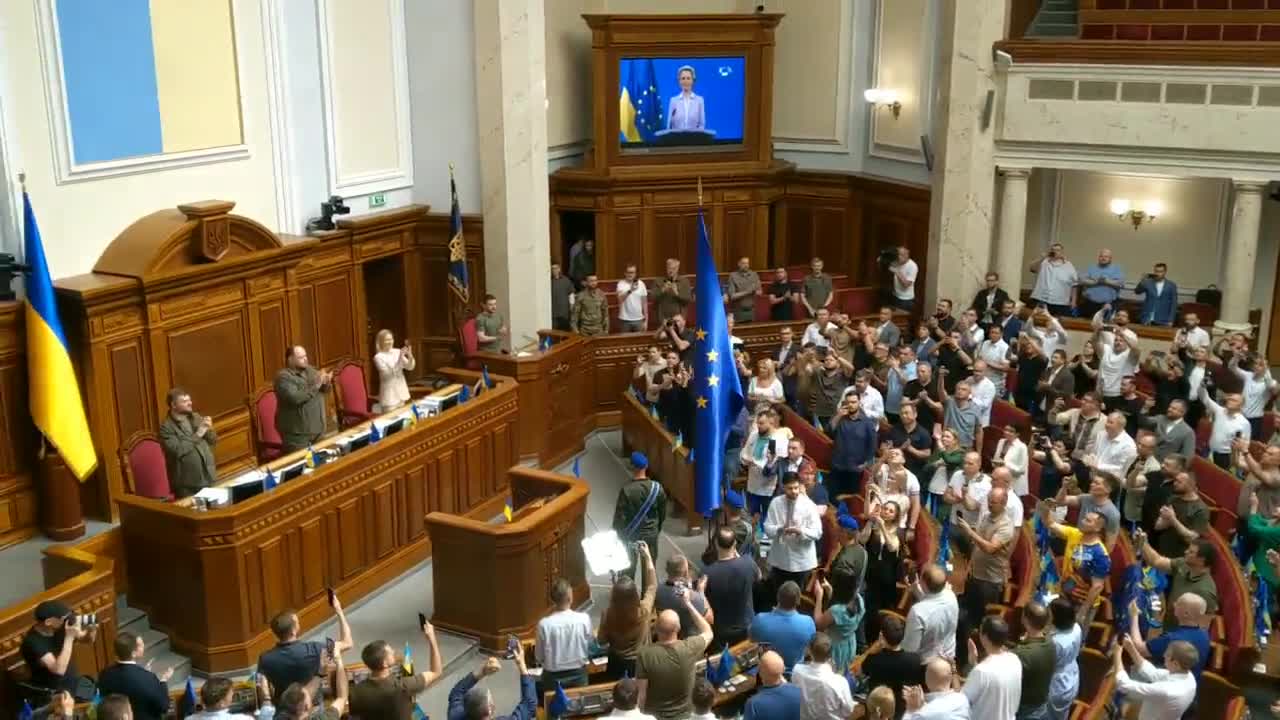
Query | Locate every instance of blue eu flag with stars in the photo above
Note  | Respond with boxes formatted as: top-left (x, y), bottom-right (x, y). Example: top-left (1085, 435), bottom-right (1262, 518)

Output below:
top-left (692, 207), bottom-right (744, 516)
top-left (619, 59), bottom-right (660, 143)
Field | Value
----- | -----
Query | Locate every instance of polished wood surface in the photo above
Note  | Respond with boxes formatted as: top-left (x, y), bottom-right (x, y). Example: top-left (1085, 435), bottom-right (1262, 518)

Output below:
top-left (0, 302), bottom-right (37, 550)
top-left (619, 391), bottom-right (696, 531)
top-left (114, 369), bottom-right (518, 673)
top-left (426, 468), bottom-right (589, 652)
top-left (993, 38), bottom-right (1280, 64)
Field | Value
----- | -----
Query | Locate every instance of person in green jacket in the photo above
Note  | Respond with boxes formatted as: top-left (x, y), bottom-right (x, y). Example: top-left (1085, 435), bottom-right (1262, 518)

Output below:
top-left (1248, 491), bottom-right (1280, 595)
top-left (158, 387), bottom-right (217, 498)
top-left (274, 345), bottom-right (332, 453)
top-left (613, 452), bottom-right (667, 571)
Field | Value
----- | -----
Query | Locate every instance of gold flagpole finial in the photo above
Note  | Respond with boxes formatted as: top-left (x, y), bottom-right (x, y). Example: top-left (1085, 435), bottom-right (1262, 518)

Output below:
top-left (449, 161), bottom-right (455, 176)
top-left (697, 177), bottom-right (704, 206)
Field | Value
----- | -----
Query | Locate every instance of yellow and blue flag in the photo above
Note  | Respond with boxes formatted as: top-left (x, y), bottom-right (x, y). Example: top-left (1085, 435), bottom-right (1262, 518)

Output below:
top-left (619, 59), bottom-right (660, 143)
top-left (691, 207), bottom-right (744, 516)
top-left (503, 502), bottom-right (513, 523)
top-left (23, 192), bottom-right (96, 480)
top-left (447, 165), bottom-right (469, 303)
top-left (402, 641), bottom-right (414, 675)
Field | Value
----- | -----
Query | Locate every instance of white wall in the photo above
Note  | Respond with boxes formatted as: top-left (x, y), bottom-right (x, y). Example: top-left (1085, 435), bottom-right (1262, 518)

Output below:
top-left (0, 0), bottom-right (280, 279)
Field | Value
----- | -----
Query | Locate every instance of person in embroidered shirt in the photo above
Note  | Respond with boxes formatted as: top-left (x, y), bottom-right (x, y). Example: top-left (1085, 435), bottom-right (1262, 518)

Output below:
top-left (1114, 636), bottom-right (1198, 720)
top-left (901, 657), bottom-right (970, 719)
top-left (763, 474), bottom-right (824, 594)
top-left (1037, 502), bottom-right (1110, 627)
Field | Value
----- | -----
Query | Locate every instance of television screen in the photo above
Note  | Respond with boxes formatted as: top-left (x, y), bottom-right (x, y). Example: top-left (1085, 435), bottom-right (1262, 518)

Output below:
top-left (618, 56), bottom-right (745, 152)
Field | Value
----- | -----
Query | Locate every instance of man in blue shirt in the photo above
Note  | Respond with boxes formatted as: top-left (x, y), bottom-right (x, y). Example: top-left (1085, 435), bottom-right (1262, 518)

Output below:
top-left (742, 651), bottom-right (802, 720)
top-left (1125, 591), bottom-right (1211, 681)
top-left (828, 394), bottom-right (877, 497)
top-left (1079, 248), bottom-right (1126, 318)
top-left (749, 582), bottom-right (816, 673)
top-left (447, 654), bottom-right (537, 720)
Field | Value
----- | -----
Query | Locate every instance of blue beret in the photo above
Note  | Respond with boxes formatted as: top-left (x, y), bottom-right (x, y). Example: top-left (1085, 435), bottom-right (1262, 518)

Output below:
top-left (630, 451), bottom-right (649, 469)
top-left (837, 512), bottom-right (860, 532)
top-left (724, 489), bottom-right (745, 509)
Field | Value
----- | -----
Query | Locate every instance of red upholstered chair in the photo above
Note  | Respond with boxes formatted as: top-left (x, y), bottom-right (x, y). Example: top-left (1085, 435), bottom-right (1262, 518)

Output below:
top-left (334, 360), bottom-right (375, 428)
top-left (1189, 455), bottom-right (1243, 515)
top-left (779, 404), bottom-right (831, 470)
top-left (1195, 417), bottom-right (1212, 456)
top-left (119, 431), bottom-right (173, 500)
top-left (458, 317), bottom-right (481, 370)
top-left (1206, 528), bottom-right (1253, 672)
top-left (1026, 459), bottom-right (1043, 502)
top-left (247, 387), bottom-right (285, 464)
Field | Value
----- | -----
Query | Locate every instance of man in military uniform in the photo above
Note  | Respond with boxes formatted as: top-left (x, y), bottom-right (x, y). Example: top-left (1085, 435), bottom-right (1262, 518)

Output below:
top-left (724, 257), bottom-right (762, 324)
top-left (475, 294), bottom-right (507, 352)
top-left (801, 256), bottom-right (834, 318)
top-left (274, 345), bottom-right (332, 453)
top-left (653, 258), bottom-right (692, 324)
top-left (571, 274), bottom-right (609, 336)
top-left (612, 451), bottom-right (667, 570)
top-left (550, 263), bottom-right (575, 332)
top-left (158, 387), bottom-right (217, 498)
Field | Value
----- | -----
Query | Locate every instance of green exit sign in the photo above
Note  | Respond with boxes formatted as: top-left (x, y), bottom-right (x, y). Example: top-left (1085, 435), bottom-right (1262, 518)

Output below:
top-left (369, 193), bottom-right (387, 208)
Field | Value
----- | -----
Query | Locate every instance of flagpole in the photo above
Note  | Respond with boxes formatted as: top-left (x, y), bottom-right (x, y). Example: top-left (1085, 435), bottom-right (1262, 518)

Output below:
top-left (697, 176), bottom-right (703, 207)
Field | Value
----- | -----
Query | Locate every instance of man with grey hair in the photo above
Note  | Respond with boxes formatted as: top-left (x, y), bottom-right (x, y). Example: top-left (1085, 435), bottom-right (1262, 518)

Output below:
top-left (447, 652), bottom-right (536, 720)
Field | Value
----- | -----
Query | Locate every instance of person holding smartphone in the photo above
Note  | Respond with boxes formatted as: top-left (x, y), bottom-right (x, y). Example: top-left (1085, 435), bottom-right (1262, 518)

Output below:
top-left (258, 591), bottom-right (353, 705)
top-left (350, 619), bottom-right (443, 720)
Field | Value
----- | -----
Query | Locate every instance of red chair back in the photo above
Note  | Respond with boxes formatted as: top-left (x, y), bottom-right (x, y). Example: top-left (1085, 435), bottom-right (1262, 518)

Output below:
top-left (779, 404), bottom-right (831, 470)
top-left (459, 317), bottom-right (480, 369)
top-left (1189, 456), bottom-right (1243, 515)
top-left (251, 388), bottom-right (284, 463)
top-left (1026, 459), bottom-right (1043, 501)
top-left (334, 360), bottom-right (373, 427)
top-left (990, 399), bottom-right (1032, 440)
top-left (1195, 418), bottom-right (1212, 456)
top-left (1206, 528), bottom-right (1253, 672)
top-left (121, 433), bottom-right (172, 500)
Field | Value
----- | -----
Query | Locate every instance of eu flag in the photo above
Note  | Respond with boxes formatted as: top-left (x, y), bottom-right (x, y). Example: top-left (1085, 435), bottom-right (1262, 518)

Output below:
top-left (619, 59), bottom-right (660, 143)
top-left (692, 208), bottom-right (743, 516)
top-left (447, 166), bottom-right (469, 303)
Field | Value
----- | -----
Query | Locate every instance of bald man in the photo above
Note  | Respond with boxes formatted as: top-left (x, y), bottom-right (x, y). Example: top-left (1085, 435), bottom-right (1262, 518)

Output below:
top-left (742, 651), bottom-right (801, 720)
top-left (902, 657), bottom-right (970, 719)
top-left (902, 564), bottom-right (958, 663)
top-left (955, 486), bottom-right (1015, 667)
top-left (636, 597), bottom-right (712, 720)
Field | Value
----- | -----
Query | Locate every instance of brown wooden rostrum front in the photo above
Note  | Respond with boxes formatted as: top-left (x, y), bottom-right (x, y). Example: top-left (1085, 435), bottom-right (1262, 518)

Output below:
top-left (426, 468), bottom-right (589, 652)
top-left (114, 369), bottom-right (519, 674)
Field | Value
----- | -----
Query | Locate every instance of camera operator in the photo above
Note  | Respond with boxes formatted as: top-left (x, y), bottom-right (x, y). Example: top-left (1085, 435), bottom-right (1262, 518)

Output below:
top-left (887, 246), bottom-right (918, 313)
top-left (21, 602), bottom-right (97, 700)
top-left (655, 314), bottom-right (695, 367)
top-left (654, 554), bottom-right (713, 640)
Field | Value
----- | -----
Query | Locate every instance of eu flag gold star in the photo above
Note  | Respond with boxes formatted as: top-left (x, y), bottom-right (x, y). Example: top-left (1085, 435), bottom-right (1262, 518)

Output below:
top-left (706, 349), bottom-right (719, 363)
top-left (708, 374), bottom-right (719, 388)
top-left (696, 396), bottom-right (708, 409)
top-left (695, 328), bottom-right (707, 341)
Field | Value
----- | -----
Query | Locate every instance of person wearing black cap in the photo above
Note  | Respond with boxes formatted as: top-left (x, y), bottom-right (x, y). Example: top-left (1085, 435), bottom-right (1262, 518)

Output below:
top-left (21, 601), bottom-right (96, 698)
top-left (612, 451), bottom-right (667, 570)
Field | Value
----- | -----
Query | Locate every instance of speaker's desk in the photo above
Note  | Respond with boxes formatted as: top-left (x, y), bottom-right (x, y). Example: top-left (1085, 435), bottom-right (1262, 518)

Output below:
top-left (115, 369), bottom-right (520, 673)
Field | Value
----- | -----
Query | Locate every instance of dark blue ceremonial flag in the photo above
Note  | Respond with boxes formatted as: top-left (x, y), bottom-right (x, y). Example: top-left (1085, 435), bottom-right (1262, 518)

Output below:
top-left (692, 208), bottom-right (744, 516)
top-left (447, 168), bottom-right (469, 303)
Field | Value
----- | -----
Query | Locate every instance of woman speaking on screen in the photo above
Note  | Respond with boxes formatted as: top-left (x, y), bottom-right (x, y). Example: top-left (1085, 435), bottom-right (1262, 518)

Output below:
top-left (666, 65), bottom-right (706, 132)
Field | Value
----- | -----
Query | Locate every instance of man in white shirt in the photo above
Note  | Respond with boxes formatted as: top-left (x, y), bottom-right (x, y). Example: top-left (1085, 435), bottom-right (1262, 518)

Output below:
top-left (889, 246), bottom-right (919, 312)
top-left (615, 264), bottom-right (649, 333)
top-left (1201, 384), bottom-right (1252, 468)
top-left (991, 424), bottom-right (1029, 497)
top-left (961, 616), bottom-right (1022, 720)
top-left (1023, 309), bottom-right (1068, 362)
top-left (764, 474), bottom-right (823, 589)
top-left (982, 467), bottom-right (1024, 529)
top-left (603, 677), bottom-right (656, 719)
top-left (1114, 636), bottom-right (1198, 720)
top-left (802, 308), bottom-right (834, 349)
top-left (534, 578), bottom-right (594, 694)
top-left (1093, 308), bottom-right (1140, 409)
top-left (1229, 352), bottom-right (1278, 430)
top-left (946, 452), bottom-right (991, 526)
top-left (975, 326), bottom-right (1010, 396)
top-left (792, 633), bottom-right (855, 720)
top-left (903, 657), bottom-right (970, 719)
top-left (902, 564), bottom-right (959, 663)
top-left (1173, 312), bottom-right (1211, 352)
top-left (1028, 243), bottom-right (1078, 315)
top-left (968, 361), bottom-right (997, 427)
top-left (687, 678), bottom-right (718, 720)
top-left (1086, 412), bottom-right (1138, 479)
top-left (841, 370), bottom-right (885, 421)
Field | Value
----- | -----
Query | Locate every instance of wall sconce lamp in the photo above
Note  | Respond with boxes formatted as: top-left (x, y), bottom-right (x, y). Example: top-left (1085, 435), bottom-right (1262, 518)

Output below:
top-left (864, 88), bottom-right (902, 119)
top-left (1109, 198), bottom-right (1163, 229)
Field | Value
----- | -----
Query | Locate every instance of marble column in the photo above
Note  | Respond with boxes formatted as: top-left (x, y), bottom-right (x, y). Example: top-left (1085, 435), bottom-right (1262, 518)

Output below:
top-left (473, 0), bottom-right (552, 350)
top-left (925, 0), bottom-right (1008, 309)
top-left (994, 168), bottom-right (1031, 299)
top-left (1216, 181), bottom-right (1266, 334)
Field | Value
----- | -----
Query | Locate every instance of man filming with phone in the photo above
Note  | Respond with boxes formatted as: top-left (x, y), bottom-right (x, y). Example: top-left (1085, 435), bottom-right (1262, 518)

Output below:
top-left (258, 590), bottom-right (353, 705)
top-left (21, 601), bottom-right (98, 699)
top-left (350, 617), bottom-right (443, 720)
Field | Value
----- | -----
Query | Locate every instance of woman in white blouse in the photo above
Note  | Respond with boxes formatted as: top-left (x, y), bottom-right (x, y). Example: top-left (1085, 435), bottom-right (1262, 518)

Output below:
top-left (748, 358), bottom-right (785, 407)
top-left (373, 329), bottom-right (415, 411)
top-left (991, 423), bottom-right (1029, 497)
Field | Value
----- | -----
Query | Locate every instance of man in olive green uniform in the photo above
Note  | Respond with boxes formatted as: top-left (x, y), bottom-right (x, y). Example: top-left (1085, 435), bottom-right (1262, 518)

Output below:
top-left (801, 256), bottom-right (834, 318)
top-left (475, 294), bottom-right (507, 352)
top-left (274, 345), bottom-right (332, 453)
top-left (653, 258), bottom-right (692, 324)
top-left (724, 257), bottom-right (761, 324)
top-left (158, 387), bottom-right (218, 498)
top-left (571, 274), bottom-right (609, 336)
top-left (613, 452), bottom-right (667, 570)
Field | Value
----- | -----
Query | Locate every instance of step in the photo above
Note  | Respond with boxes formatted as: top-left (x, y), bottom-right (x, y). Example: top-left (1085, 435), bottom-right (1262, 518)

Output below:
top-left (140, 627), bottom-right (171, 657)
top-left (117, 604), bottom-right (147, 633)
top-left (1043, 0), bottom-right (1077, 10)
top-left (1036, 10), bottom-right (1077, 24)
top-left (1028, 23), bottom-right (1080, 37)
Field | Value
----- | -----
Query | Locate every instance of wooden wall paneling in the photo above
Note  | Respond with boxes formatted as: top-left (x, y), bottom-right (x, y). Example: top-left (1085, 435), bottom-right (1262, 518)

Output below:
top-left (613, 213), bottom-right (644, 276)
top-left (298, 518), bottom-right (326, 600)
top-left (337, 497), bottom-right (363, 580)
top-left (402, 465), bottom-right (427, 544)
top-left (372, 480), bottom-right (397, 560)
top-left (465, 438), bottom-right (485, 513)
top-left (414, 213), bottom-right (485, 371)
top-left (0, 304), bottom-right (35, 549)
top-left (437, 450), bottom-right (457, 516)
top-left (853, 176), bottom-right (931, 293)
top-left (721, 206), bottom-right (757, 269)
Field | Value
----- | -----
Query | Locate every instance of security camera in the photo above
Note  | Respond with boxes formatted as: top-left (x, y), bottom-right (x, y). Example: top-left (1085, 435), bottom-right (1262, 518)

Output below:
top-left (306, 195), bottom-right (351, 233)
top-left (993, 49), bottom-right (1013, 67)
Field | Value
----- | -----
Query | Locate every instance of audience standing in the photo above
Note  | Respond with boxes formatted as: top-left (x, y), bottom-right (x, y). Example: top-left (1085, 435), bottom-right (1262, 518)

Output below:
top-left (534, 578), bottom-right (593, 696)
top-left (636, 594), bottom-right (713, 720)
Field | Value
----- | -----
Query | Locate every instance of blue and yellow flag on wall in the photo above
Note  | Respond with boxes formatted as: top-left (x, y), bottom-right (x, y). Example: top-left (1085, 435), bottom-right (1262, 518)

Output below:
top-left (447, 164), bottom-right (469, 303)
top-left (619, 59), bottom-right (660, 143)
top-left (24, 192), bottom-right (96, 480)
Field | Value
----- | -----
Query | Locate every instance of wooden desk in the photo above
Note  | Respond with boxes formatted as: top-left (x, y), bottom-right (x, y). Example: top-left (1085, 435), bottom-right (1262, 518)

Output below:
top-left (426, 469), bottom-right (589, 651)
top-left (618, 391), bottom-right (699, 534)
top-left (471, 331), bottom-right (592, 468)
top-left (115, 369), bottom-right (520, 673)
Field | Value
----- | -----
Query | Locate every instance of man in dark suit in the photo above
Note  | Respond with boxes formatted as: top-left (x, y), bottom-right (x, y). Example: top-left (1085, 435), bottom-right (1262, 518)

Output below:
top-left (96, 631), bottom-right (171, 720)
top-left (970, 272), bottom-right (1011, 326)
top-left (274, 345), bottom-right (332, 453)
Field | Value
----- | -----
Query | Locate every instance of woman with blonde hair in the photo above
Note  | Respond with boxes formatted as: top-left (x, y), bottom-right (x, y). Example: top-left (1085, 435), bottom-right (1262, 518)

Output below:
top-left (866, 686), bottom-right (896, 720)
top-left (373, 329), bottom-right (415, 411)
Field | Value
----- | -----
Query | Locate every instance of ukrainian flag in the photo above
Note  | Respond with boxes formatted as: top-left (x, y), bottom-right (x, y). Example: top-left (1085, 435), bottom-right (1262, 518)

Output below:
top-left (24, 192), bottom-right (96, 480)
top-left (619, 59), bottom-right (660, 143)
